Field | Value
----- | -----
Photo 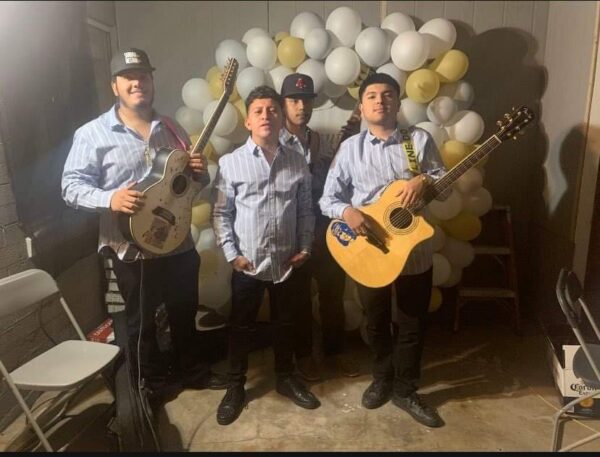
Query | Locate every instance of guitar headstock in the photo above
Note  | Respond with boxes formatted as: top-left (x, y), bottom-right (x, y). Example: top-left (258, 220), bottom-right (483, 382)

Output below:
top-left (495, 105), bottom-right (535, 141)
top-left (221, 58), bottom-right (239, 96)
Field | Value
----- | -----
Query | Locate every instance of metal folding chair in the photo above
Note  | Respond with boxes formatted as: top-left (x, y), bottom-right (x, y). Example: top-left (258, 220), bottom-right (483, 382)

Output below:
top-left (552, 268), bottom-right (600, 451)
top-left (0, 268), bottom-right (120, 451)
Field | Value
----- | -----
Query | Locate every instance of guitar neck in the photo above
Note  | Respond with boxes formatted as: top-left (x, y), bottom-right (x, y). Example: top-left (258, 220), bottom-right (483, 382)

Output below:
top-left (190, 91), bottom-right (231, 155)
top-left (423, 135), bottom-right (502, 205)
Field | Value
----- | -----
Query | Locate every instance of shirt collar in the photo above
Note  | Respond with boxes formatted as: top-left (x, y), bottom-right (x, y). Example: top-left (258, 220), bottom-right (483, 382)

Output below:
top-left (245, 136), bottom-right (284, 157)
top-left (280, 126), bottom-right (310, 146)
top-left (108, 103), bottom-right (162, 131)
top-left (366, 125), bottom-right (402, 145)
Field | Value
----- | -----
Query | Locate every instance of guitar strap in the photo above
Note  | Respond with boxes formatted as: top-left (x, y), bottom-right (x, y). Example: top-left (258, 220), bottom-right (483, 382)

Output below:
top-left (399, 128), bottom-right (421, 175)
top-left (161, 116), bottom-right (190, 151)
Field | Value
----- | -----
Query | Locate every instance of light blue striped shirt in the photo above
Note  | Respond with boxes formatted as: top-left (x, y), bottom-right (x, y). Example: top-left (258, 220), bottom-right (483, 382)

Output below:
top-left (212, 137), bottom-right (314, 283)
top-left (319, 126), bottom-right (446, 275)
top-left (61, 104), bottom-right (207, 260)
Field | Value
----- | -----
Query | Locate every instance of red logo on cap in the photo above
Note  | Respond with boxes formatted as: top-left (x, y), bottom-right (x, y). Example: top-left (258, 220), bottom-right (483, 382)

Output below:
top-left (295, 78), bottom-right (306, 89)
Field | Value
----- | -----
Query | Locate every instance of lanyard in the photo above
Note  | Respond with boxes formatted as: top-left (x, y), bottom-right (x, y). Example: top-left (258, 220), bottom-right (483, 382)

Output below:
top-left (399, 129), bottom-right (420, 175)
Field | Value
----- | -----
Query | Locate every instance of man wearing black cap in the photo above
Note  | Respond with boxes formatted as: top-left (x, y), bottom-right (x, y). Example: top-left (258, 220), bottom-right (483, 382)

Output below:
top-left (320, 72), bottom-right (447, 428)
top-left (279, 73), bottom-right (360, 381)
top-left (62, 47), bottom-right (227, 397)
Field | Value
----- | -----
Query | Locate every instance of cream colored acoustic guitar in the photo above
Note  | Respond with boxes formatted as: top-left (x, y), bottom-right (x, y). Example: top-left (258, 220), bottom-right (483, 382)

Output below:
top-left (326, 105), bottom-right (535, 288)
top-left (119, 58), bottom-right (238, 255)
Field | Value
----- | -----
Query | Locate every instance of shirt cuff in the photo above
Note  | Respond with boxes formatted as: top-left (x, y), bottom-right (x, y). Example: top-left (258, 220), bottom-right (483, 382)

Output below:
top-left (222, 242), bottom-right (241, 263)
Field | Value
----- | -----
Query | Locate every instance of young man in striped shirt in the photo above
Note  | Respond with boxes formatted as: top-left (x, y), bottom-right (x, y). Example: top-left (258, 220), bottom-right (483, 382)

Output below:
top-left (212, 85), bottom-right (321, 426)
top-left (320, 73), bottom-right (447, 428)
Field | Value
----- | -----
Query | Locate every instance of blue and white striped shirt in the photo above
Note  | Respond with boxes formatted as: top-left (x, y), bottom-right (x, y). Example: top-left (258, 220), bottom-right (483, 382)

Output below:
top-left (319, 126), bottom-right (446, 275)
top-left (212, 136), bottom-right (314, 283)
top-left (61, 104), bottom-right (207, 260)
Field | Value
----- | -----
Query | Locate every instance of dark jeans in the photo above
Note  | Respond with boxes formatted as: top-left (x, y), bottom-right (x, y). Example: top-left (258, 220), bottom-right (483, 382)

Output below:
top-left (109, 249), bottom-right (205, 379)
top-left (228, 270), bottom-right (298, 385)
top-left (356, 268), bottom-right (433, 396)
top-left (293, 245), bottom-right (347, 358)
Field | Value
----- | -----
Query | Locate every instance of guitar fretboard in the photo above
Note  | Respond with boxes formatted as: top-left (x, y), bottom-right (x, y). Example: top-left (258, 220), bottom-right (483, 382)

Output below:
top-left (190, 91), bottom-right (231, 155)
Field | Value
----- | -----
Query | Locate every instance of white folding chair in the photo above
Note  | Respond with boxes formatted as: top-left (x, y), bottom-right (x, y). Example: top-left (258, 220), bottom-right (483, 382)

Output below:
top-left (552, 268), bottom-right (600, 451)
top-left (0, 268), bottom-right (120, 451)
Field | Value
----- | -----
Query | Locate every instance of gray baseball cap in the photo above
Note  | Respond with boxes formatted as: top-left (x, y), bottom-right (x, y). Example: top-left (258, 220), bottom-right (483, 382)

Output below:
top-left (110, 48), bottom-right (155, 77)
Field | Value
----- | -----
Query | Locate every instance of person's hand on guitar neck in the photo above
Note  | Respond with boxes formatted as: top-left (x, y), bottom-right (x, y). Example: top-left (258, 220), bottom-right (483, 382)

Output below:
top-left (188, 151), bottom-right (208, 178)
top-left (110, 182), bottom-right (146, 214)
top-left (395, 174), bottom-right (431, 209)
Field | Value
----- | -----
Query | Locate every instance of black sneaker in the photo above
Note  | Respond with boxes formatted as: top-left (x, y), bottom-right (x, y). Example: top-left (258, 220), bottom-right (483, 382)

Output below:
top-left (361, 378), bottom-right (393, 409)
top-left (216, 384), bottom-right (246, 425)
top-left (392, 393), bottom-right (444, 428)
top-left (276, 376), bottom-right (321, 409)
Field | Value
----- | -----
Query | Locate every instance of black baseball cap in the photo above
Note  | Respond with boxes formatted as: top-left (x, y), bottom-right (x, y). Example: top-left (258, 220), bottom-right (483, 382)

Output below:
top-left (110, 48), bottom-right (155, 77)
top-left (280, 73), bottom-right (317, 99)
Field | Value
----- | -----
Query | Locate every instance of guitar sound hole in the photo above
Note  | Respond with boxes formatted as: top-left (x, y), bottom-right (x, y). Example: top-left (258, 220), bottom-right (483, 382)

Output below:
top-left (172, 175), bottom-right (188, 196)
top-left (389, 208), bottom-right (413, 229)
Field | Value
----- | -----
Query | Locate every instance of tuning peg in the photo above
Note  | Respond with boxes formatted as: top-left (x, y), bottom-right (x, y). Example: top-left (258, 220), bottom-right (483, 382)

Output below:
top-left (496, 120), bottom-right (503, 126)
top-left (513, 136), bottom-right (517, 140)
top-left (512, 106), bottom-right (515, 111)
top-left (504, 113), bottom-right (511, 119)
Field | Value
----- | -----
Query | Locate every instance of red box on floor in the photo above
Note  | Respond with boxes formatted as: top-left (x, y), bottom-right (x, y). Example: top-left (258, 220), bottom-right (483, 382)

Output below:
top-left (87, 317), bottom-right (115, 343)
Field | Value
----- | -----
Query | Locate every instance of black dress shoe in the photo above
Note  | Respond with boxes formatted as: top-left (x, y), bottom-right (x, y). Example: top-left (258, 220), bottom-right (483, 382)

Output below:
top-left (216, 384), bottom-right (246, 425)
top-left (392, 393), bottom-right (444, 428)
top-left (361, 378), bottom-right (393, 409)
top-left (276, 376), bottom-right (321, 409)
top-left (184, 371), bottom-right (228, 390)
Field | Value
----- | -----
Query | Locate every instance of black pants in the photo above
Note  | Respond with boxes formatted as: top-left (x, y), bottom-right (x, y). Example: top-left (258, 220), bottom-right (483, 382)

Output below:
top-left (293, 245), bottom-right (347, 358)
top-left (228, 270), bottom-right (297, 385)
top-left (109, 249), bottom-right (205, 379)
top-left (356, 268), bottom-right (432, 396)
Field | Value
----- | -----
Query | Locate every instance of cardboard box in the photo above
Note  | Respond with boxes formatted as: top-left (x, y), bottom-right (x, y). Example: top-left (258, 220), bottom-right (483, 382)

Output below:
top-left (546, 333), bottom-right (600, 417)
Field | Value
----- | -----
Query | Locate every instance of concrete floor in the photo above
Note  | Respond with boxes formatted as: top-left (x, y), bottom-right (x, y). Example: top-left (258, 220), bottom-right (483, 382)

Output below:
top-left (3, 306), bottom-right (600, 452)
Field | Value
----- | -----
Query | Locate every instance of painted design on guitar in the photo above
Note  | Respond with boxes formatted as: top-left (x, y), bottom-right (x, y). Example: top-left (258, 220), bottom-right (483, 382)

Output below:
top-left (331, 221), bottom-right (356, 247)
top-left (142, 217), bottom-right (171, 249)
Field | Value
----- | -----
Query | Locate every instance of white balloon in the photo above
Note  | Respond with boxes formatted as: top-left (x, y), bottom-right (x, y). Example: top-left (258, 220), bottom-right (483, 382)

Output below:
top-left (438, 80), bottom-right (475, 110)
top-left (431, 224), bottom-right (447, 252)
top-left (325, 6), bottom-right (363, 47)
top-left (432, 253), bottom-right (452, 286)
top-left (215, 39), bottom-right (249, 71)
top-left (210, 134), bottom-right (233, 157)
top-left (381, 12), bottom-right (415, 37)
top-left (441, 265), bottom-right (462, 287)
top-left (190, 224), bottom-right (200, 244)
top-left (426, 96), bottom-right (457, 126)
top-left (428, 188), bottom-right (462, 220)
top-left (415, 121), bottom-right (449, 150)
top-left (440, 236), bottom-right (475, 268)
top-left (196, 227), bottom-right (217, 252)
top-left (181, 78), bottom-right (213, 112)
top-left (203, 101), bottom-right (238, 136)
top-left (355, 27), bottom-right (391, 67)
top-left (296, 59), bottom-right (327, 93)
top-left (236, 66), bottom-right (268, 101)
top-left (376, 63), bottom-right (407, 96)
top-left (325, 47), bottom-right (361, 86)
top-left (323, 78), bottom-right (347, 99)
top-left (175, 106), bottom-right (204, 135)
top-left (246, 36), bottom-right (277, 70)
top-left (390, 31), bottom-right (430, 71)
top-left (207, 162), bottom-right (218, 186)
top-left (446, 110), bottom-right (485, 144)
top-left (419, 18), bottom-right (456, 59)
top-left (290, 11), bottom-right (324, 39)
top-left (268, 65), bottom-right (293, 93)
top-left (455, 167), bottom-right (484, 194)
top-left (242, 27), bottom-right (269, 45)
top-left (397, 98), bottom-right (428, 128)
top-left (304, 28), bottom-right (333, 60)
top-left (198, 274), bottom-right (231, 308)
top-left (227, 121), bottom-right (249, 145)
top-left (462, 186), bottom-right (493, 216)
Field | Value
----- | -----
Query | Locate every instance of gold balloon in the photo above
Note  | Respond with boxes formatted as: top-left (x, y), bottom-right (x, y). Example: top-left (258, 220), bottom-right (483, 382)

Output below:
top-left (277, 36), bottom-right (306, 69)
top-left (347, 85), bottom-right (360, 100)
top-left (233, 97), bottom-right (247, 120)
top-left (440, 140), bottom-right (475, 170)
top-left (429, 287), bottom-right (443, 312)
top-left (405, 69), bottom-right (440, 103)
top-left (274, 31), bottom-right (290, 43)
top-left (442, 211), bottom-right (482, 241)
top-left (206, 65), bottom-right (220, 83)
top-left (429, 49), bottom-right (469, 83)
top-left (191, 201), bottom-right (212, 227)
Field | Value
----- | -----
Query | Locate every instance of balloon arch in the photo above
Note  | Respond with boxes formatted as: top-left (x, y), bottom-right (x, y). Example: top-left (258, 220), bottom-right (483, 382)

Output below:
top-left (177, 7), bottom-right (492, 336)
